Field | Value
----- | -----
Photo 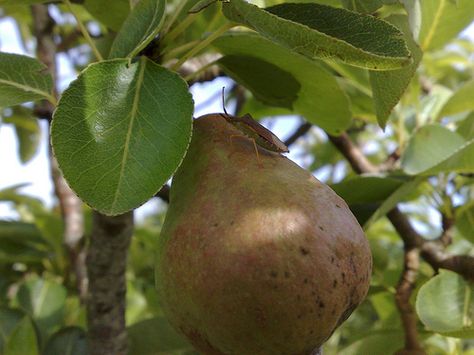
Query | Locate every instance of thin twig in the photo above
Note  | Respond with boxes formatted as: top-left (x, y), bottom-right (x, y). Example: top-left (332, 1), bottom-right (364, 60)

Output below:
top-left (284, 122), bottom-right (312, 147)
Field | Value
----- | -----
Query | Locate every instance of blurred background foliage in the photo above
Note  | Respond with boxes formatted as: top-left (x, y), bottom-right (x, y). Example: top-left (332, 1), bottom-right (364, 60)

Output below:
top-left (0, 0), bottom-right (474, 354)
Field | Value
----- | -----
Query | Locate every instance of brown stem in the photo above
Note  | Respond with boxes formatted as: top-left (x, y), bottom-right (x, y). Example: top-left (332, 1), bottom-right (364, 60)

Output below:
top-left (395, 247), bottom-right (425, 353)
top-left (327, 133), bottom-right (378, 174)
top-left (155, 184), bottom-right (170, 203)
top-left (31, 4), bottom-right (87, 299)
top-left (87, 211), bottom-right (134, 355)
top-left (284, 122), bottom-right (312, 147)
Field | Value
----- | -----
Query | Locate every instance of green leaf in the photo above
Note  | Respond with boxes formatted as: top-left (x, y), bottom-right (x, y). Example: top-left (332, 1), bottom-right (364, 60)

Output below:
top-left (222, 0), bottom-right (411, 70)
top-left (51, 57), bottom-right (193, 215)
top-left (0, 0), bottom-right (48, 4)
top-left (456, 201), bottom-right (474, 243)
top-left (424, 140), bottom-right (474, 174)
top-left (16, 277), bottom-right (67, 341)
top-left (439, 79), bottom-right (474, 117)
top-left (0, 308), bottom-right (25, 353)
top-left (364, 177), bottom-right (424, 228)
top-left (401, 124), bottom-right (466, 175)
top-left (43, 327), bottom-right (88, 355)
top-left (369, 15), bottom-right (423, 128)
top-left (218, 55), bottom-right (300, 110)
top-left (456, 112), bottom-right (474, 140)
top-left (0, 221), bottom-right (50, 264)
top-left (417, 0), bottom-right (474, 51)
top-left (338, 328), bottom-right (404, 355)
top-left (213, 32), bottom-right (351, 134)
top-left (4, 316), bottom-right (39, 355)
top-left (3, 107), bottom-right (41, 163)
top-left (83, 0), bottom-right (130, 31)
top-left (331, 175), bottom-right (406, 205)
top-left (0, 52), bottom-right (54, 107)
top-left (341, 0), bottom-right (385, 13)
top-left (109, 0), bottom-right (166, 59)
top-left (128, 317), bottom-right (193, 355)
top-left (416, 270), bottom-right (474, 338)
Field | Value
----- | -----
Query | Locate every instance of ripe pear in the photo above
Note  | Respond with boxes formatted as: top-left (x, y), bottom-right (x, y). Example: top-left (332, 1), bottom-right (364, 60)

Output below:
top-left (155, 114), bottom-right (372, 355)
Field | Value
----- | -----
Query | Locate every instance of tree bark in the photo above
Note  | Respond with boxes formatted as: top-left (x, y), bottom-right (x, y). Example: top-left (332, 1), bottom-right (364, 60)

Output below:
top-left (87, 211), bottom-right (134, 355)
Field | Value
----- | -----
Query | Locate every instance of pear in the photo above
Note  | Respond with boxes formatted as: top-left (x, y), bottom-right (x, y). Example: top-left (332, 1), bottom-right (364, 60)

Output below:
top-left (155, 114), bottom-right (372, 355)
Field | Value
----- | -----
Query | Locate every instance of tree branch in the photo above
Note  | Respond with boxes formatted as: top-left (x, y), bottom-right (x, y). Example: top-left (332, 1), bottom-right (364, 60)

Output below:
top-left (284, 121), bottom-right (312, 147)
top-left (395, 247), bottom-right (425, 353)
top-left (327, 130), bottom-right (474, 352)
top-left (31, 4), bottom-right (87, 299)
top-left (87, 211), bottom-right (134, 355)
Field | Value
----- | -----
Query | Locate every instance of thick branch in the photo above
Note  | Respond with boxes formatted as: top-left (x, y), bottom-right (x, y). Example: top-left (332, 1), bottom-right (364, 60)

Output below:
top-left (87, 211), bottom-right (134, 355)
top-left (31, 4), bottom-right (87, 299)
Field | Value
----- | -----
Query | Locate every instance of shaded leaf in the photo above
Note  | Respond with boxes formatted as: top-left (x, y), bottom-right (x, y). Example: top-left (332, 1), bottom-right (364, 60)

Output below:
top-left (364, 177), bottom-right (424, 228)
top-left (43, 327), bottom-right (88, 355)
top-left (456, 201), bottom-right (474, 243)
top-left (4, 316), bottom-right (39, 355)
top-left (128, 317), bottom-right (193, 355)
top-left (218, 55), bottom-right (300, 110)
top-left (439, 79), bottom-right (474, 117)
top-left (16, 277), bottom-right (67, 341)
top-left (109, 0), bottom-right (166, 59)
top-left (0, 0), bottom-right (48, 4)
top-left (401, 124), bottom-right (465, 175)
top-left (0, 52), bottom-right (54, 107)
top-left (416, 270), bottom-right (474, 338)
top-left (369, 15), bottom-right (423, 128)
top-left (51, 57), bottom-right (193, 215)
top-left (0, 308), bottom-right (25, 353)
top-left (456, 112), bottom-right (474, 140)
top-left (338, 328), bottom-right (404, 355)
top-left (341, 0), bottom-right (385, 13)
top-left (222, 0), bottom-right (411, 70)
top-left (213, 32), bottom-right (351, 134)
top-left (3, 107), bottom-right (41, 163)
top-left (83, 0), bottom-right (130, 31)
top-left (331, 175), bottom-right (406, 205)
top-left (417, 0), bottom-right (474, 51)
top-left (0, 221), bottom-right (50, 264)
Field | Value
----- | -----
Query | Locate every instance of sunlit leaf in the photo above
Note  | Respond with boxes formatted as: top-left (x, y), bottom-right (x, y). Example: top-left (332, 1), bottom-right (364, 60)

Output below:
top-left (369, 15), bottom-right (423, 128)
top-left (51, 57), bottom-right (193, 215)
top-left (417, 0), bottom-right (474, 51)
top-left (109, 0), bottom-right (166, 59)
top-left (0, 52), bottom-right (54, 107)
top-left (439, 79), bottom-right (474, 117)
top-left (222, 0), bottom-right (411, 70)
top-left (416, 270), bottom-right (474, 338)
top-left (401, 124), bottom-right (466, 174)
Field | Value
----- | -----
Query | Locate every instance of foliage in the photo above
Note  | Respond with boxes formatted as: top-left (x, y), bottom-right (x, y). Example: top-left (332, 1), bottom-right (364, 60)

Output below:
top-left (0, 0), bottom-right (474, 354)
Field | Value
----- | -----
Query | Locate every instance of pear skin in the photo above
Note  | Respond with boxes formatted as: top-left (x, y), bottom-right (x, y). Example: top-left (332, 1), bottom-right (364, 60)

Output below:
top-left (156, 114), bottom-right (372, 355)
